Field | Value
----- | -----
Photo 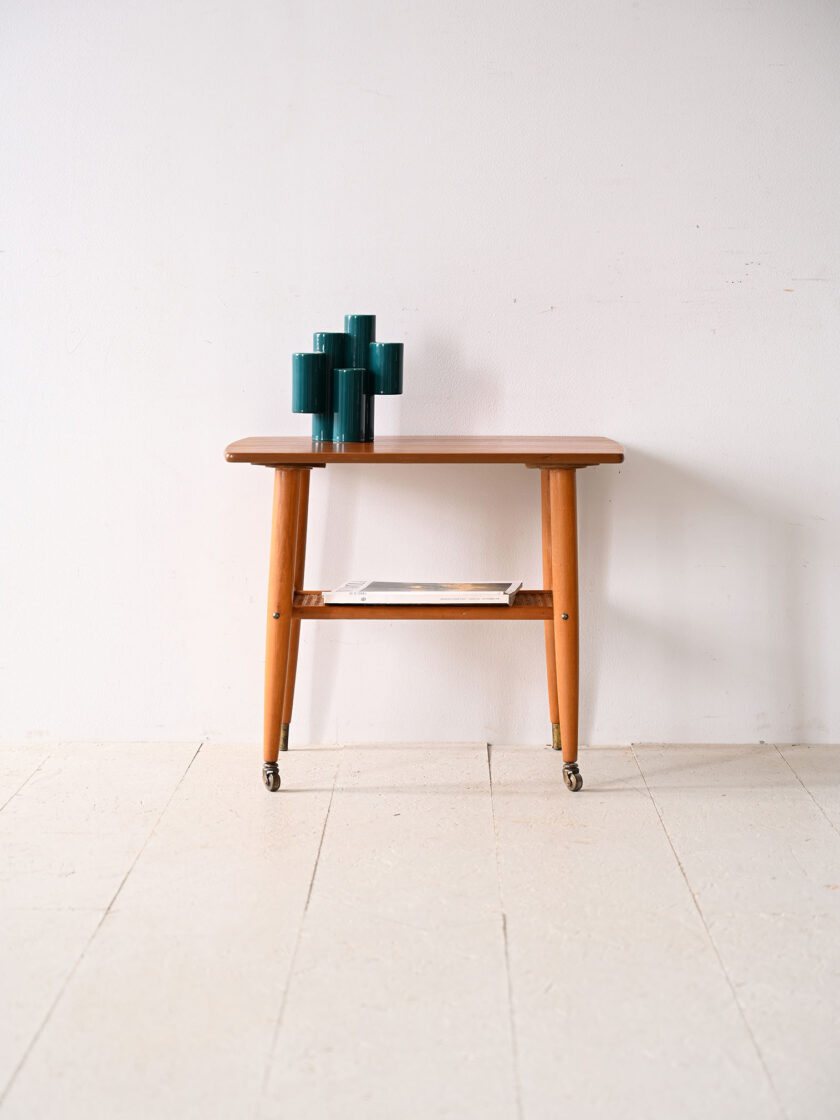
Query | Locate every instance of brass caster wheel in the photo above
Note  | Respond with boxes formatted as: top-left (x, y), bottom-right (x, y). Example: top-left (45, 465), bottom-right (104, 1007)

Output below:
top-left (262, 762), bottom-right (281, 792)
top-left (562, 763), bottom-right (583, 792)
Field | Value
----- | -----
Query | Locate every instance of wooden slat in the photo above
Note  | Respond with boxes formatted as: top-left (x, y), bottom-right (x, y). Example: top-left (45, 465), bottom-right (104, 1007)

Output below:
top-left (225, 436), bottom-right (624, 467)
top-left (292, 590), bottom-right (553, 620)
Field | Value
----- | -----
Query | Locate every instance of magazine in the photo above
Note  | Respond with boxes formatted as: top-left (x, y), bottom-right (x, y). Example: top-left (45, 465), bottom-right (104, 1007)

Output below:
top-left (323, 580), bottom-right (522, 605)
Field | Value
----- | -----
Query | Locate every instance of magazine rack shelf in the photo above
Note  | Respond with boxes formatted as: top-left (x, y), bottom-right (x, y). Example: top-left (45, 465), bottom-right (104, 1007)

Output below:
top-left (292, 590), bottom-right (554, 620)
top-left (225, 436), bottom-right (624, 794)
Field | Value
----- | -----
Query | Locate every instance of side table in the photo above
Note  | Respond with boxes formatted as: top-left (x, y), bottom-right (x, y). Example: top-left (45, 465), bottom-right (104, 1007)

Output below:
top-left (225, 437), bottom-right (624, 792)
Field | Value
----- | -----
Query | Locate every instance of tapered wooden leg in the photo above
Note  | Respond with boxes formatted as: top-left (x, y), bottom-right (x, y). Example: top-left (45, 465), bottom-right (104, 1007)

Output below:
top-left (263, 469), bottom-right (302, 777)
top-left (548, 469), bottom-right (580, 785)
top-left (540, 470), bottom-right (561, 750)
top-left (279, 470), bottom-right (311, 750)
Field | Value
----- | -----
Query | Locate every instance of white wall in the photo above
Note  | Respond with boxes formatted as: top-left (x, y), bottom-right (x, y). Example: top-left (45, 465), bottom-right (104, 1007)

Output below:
top-left (2, 0), bottom-right (838, 746)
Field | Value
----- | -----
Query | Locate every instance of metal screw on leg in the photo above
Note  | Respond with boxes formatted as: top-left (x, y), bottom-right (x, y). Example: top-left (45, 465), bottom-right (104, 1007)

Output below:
top-left (272, 612), bottom-right (280, 620)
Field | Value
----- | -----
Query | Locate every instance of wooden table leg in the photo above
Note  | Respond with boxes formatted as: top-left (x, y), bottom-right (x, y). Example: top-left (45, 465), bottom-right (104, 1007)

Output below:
top-left (548, 468), bottom-right (582, 791)
top-left (279, 469), bottom-right (311, 750)
top-left (540, 470), bottom-right (561, 751)
top-left (263, 468), bottom-right (303, 790)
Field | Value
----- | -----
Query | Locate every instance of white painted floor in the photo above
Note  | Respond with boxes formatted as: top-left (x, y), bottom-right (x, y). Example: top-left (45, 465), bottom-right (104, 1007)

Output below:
top-left (1, 742), bottom-right (838, 1119)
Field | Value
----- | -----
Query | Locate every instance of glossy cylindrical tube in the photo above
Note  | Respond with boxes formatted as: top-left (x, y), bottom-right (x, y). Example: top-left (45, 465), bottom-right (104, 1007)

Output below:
top-left (344, 314), bottom-right (375, 368)
top-left (332, 368), bottom-right (366, 442)
top-left (368, 342), bottom-right (403, 395)
top-left (345, 316), bottom-right (376, 441)
top-left (312, 332), bottom-right (349, 441)
top-left (291, 352), bottom-right (327, 413)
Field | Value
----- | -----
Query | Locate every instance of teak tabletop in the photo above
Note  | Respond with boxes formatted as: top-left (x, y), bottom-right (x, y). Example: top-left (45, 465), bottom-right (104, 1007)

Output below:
top-left (226, 434), bottom-right (624, 795)
top-left (224, 435), bottom-right (624, 467)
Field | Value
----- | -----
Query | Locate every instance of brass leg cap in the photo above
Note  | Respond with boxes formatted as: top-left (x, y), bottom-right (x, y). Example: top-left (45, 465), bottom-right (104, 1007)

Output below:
top-left (280, 723), bottom-right (290, 752)
top-left (551, 723), bottom-right (562, 751)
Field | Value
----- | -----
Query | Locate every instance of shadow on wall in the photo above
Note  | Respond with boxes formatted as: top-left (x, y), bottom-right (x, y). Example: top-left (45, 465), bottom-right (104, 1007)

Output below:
top-left (390, 332), bottom-right (503, 435)
top-left (579, 449), bottom-right (825, 744)
top-left (300, 443), bottom-right (823, 746)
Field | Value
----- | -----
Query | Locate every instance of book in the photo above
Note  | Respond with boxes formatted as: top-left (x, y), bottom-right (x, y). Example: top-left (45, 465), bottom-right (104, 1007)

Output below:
top-left (323, 580), bottom-right (522, 605)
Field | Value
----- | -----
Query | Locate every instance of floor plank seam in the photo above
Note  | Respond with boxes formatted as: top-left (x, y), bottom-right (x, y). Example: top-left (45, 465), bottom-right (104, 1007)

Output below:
top-left (487, 743), bottom-right (524, 1120)
top-left (774, 744), bottom-right (840, 839)
top-left (260, 761), bottom-right (338, 1101)
top-left (0, 739), bottom-right (205, 1109)
top-left (628, 745), bottom-right (790, 1120)
top-left (0, 752), bottom-right (53, 816)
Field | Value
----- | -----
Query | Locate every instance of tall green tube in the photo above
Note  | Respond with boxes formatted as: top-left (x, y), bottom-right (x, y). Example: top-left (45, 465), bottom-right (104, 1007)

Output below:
top-left (312, 332), bottom-right (349, 441)
top-left (344, 315), bottom-right (376, 441)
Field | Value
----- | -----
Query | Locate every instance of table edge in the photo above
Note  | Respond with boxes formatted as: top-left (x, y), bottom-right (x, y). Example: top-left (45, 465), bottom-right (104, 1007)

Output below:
top-left (224, 439), bottom-right (624, 467)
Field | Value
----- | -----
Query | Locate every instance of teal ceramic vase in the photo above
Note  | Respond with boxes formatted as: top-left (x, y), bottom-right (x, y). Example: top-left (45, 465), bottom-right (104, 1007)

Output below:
top-left (288, 313), bottom-right (404, 442)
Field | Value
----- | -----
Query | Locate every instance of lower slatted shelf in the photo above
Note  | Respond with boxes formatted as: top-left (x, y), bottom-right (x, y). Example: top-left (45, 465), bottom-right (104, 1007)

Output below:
top-left (292, 590), bottom-right (554, 620)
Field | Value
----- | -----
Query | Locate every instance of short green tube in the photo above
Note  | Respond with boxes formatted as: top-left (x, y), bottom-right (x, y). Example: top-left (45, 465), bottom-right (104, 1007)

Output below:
top-left (332, 368), bottom-right (366, 442)
top-left (291, 352), bottom-right (327, 413)
top-left (368, 342), bottom-right (404, 395)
